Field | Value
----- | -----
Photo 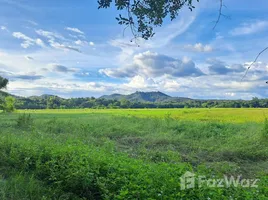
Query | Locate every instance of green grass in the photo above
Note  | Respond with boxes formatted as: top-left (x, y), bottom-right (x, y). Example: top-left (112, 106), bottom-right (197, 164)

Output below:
top-left (0, 109), bottom-right (268, 199)
top-left (17, 108), bottom-right (268, 123)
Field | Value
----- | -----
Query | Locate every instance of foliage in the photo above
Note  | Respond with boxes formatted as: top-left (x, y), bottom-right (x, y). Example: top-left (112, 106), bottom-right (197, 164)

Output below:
top-left (0, 112), bottom-right (267, 199)
top-left (262, 118), bottom-right (268, 139)
top-left (3, 96), bottom-right (15, 113)
top-left (12, 92), bottom-right (268, 110)
top-left (0, 76), bottom-right (9, 110)
top-left (98, 0), bottom-right (199, 40)
top-left (0, 76), bottom-right (8, 90)
top-left (16, 108), bottom-right (268, 123)
top-left (16, 114), bottom-right (34, 129)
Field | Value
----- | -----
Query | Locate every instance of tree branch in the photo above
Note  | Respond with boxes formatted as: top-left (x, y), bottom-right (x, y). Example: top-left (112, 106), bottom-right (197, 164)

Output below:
top-left (213, 0), bottom-right (223, 30)
top-left (241, 47), bottom-right (268, 81)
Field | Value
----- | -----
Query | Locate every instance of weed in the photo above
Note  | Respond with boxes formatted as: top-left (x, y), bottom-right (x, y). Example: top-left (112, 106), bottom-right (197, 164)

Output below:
top-left (262, 118), bottom-right (268, 139)
top-left (16, 114), bottom-right (34, 129)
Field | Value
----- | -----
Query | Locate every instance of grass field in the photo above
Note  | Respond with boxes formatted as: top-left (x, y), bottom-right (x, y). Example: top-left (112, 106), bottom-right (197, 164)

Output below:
top-left (0, 108), bottom-right (268, 199)
top-left (18, 108), bottom-right (268, 123)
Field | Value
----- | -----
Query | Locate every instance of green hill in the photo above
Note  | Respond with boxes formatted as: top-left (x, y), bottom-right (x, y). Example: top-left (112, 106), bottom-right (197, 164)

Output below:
top-left (100, 91), bottom-right (191, 102)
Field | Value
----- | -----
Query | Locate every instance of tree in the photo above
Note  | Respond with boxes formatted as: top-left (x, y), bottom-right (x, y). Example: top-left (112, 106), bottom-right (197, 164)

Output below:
top-left (98, 0), bottom-right (199, 40)
top-left (3, 96), bottom-right (15, 112)
top-left (0, 76), bottom-right (8, 90)
top-left (0, 76), bottom-right (9, 111)
top-left (99, 1), bottom-right (268, 81)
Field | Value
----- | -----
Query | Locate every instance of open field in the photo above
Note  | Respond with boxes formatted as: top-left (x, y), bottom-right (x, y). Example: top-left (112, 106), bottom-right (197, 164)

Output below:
top-left (0, 109), bottom-right (268, 199)
top-left (18, 108), bottom-right (268, 123)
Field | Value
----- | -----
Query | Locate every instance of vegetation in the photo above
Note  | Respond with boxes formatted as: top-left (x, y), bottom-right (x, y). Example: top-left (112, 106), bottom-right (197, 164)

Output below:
top-left (98, 0), bottom-right (199, 40)
top-left (0, 76), bottom-right (15, 113)
top-left (0, 76), bottom-right (8, 90)
top-left (2, 96), bottom-right (15, 113)
top-left (11, 91), bottom-right (268, 109)
top-left (17, 108), bottom-right (268, 123)
top-left (0, 110), bottom-right (267, 199)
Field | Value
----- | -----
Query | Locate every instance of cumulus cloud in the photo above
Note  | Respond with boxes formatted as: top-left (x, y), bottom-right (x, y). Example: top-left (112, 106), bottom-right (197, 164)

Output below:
top-left (12, 32), bottom-right (45, 48)
top-left (124, 75), bottom-right (157, 89)
top-left (184, 43), bottom-right (213, 52)
top-left (229, 20), bottom-right (268, 36)
top-left (65, 27), bottom-right (84, 34)
top-left (100, 51), bottom-right (204, 78)
top-left (207, 59), bottom-right (245, 75)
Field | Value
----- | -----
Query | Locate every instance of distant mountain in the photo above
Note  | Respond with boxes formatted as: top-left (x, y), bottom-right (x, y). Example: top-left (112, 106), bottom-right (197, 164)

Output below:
top-left (100, 91), bottom-right (191, 103)
top-left (28, 94), bottom-right (63, 100)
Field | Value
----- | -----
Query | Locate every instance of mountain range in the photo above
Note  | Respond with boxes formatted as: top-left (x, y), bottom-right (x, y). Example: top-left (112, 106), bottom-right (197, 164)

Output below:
top-left (100, 91), bottom-right (191, 102)
top-left (0, 91), bottom-right (191, 103)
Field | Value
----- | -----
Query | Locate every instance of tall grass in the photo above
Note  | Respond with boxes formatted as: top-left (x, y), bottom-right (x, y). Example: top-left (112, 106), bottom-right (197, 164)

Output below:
top-left (0, 112), bottom-right (267, 199)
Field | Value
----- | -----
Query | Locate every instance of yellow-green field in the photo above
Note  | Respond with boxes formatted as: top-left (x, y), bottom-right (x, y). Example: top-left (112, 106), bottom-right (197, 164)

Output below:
top-left (17, 108), bottom-right (268, 123)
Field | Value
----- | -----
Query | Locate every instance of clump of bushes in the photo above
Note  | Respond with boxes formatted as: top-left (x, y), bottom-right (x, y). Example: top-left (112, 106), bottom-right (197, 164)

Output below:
top-left (16, 114), bottom-right (34, 129)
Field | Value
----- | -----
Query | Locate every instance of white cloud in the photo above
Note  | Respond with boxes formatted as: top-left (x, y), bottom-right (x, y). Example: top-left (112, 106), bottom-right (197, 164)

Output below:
top-left (35, 29), bottom-right (81, 53)
top-left (75, 40), bottom-right (94, 47)
top-left (50, 42), bottom-right (81, 53)
top-left (124, 75), bottom-right (156, 89)
top-left (100, 51), bottom-right (204, 78)
top-left (12, 32), bottom-right (45, 48)
top-left (36, 29), bottom-right (64, 40)
top-left (229, 20), bottom-right (268, 36)
top-left (74, 40), bottom-right (83, 45)
top-left (27, 20), bottom-right (38, 26)
top-left (161, 80), bottom-right (181, 92)
top-left (65, 27), bottom-right (84, 34)
top-left (184, 43), bottom-right (213, 52)
top-left (1, 26), bottom-right (7, 31)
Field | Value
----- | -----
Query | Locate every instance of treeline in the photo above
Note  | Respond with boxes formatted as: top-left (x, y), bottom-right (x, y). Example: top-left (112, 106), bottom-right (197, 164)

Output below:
top-left (15, 96), bottom-right (268, 109)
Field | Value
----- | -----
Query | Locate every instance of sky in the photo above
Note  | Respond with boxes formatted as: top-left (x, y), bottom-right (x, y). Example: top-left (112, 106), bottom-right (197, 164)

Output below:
top-left (0, 0), bottom-right (268, 99)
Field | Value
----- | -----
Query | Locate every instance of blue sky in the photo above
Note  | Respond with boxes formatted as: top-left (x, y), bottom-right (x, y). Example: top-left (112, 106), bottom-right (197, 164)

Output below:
top-left (0, 0), bottom-right (268, 99)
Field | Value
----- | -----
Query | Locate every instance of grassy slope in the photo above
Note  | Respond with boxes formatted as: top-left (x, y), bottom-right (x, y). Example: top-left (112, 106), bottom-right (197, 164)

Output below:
top-left (0, 110), bottom-right (267, 199)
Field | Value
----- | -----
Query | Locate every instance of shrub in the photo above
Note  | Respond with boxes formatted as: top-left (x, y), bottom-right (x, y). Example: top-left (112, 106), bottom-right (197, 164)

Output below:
top-left (262, 118), bottom-right (268, 139)
top-left (16, 114), bottom-right (34, 129)
top-left (3, 96), bottom-right (15, 113)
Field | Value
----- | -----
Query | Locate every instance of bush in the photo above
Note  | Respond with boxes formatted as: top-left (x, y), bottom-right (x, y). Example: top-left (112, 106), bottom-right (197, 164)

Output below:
top-left (16, 114), bottom-right (34, 129)
top-left (3, 96), bottom-right (15, 113)
top-left (262, 118), bottom-right (268, 139)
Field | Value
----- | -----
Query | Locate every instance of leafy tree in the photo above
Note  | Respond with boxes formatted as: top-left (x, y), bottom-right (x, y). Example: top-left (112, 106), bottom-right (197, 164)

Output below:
top-left (0, 76), bottom-right (8, 90)
top-left (0, 76), bottom-right (9, 111)
top-left (98, 1), bottom-right (268, 80)
top-left (3, 96), bottom-right (15, 112)
top-left (98, 0), bottom-right (199, 40)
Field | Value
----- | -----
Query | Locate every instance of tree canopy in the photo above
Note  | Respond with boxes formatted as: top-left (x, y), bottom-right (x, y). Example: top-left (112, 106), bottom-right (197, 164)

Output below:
top-left (0, 76), bottom-right (8, 90)
top-left (98, 0), bottom-right (199, 40)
